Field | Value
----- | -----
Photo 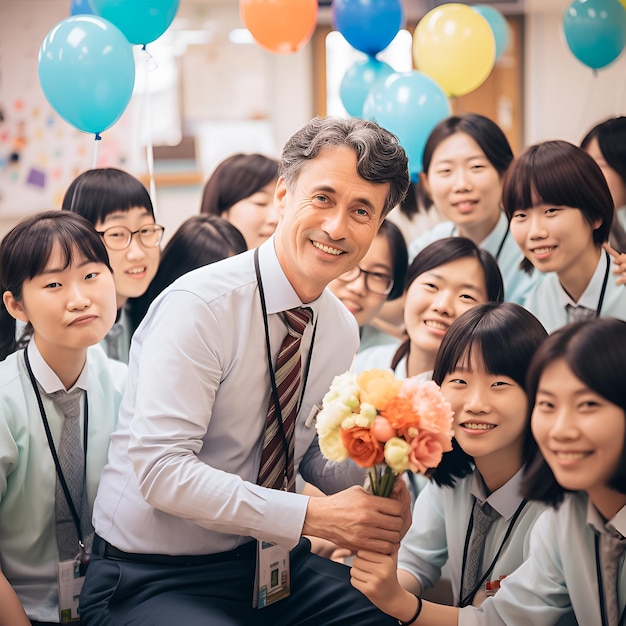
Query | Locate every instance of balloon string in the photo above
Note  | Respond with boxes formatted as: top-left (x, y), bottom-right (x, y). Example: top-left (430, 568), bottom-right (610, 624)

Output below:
top-left (92, 133), bottom-right (101, 168)
top-left (142, 46), bottom-right (158, 219)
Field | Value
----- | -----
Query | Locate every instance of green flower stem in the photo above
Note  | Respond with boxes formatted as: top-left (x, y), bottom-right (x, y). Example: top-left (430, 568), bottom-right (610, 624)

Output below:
top-left (368, 465), bottom-right (397, 497)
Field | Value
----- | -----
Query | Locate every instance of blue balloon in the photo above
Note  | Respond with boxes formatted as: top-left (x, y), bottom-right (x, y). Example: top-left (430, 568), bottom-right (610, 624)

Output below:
top-left (70, 0), bottom-right (94, 15)
top-left (367, 71), bottom-right (451, 176)
top-left (340, 56), bottom-right (395, 117)
top-left (89, 0), bottom-right (179, 46)
top-left (472, 5), bottom-right (510, 61)
top-left (332, 0), bottom-right (403, 56)
top-left (38, 15), bottom-right (135, 135)
top-left (562, 0), bottom-right (626, 70)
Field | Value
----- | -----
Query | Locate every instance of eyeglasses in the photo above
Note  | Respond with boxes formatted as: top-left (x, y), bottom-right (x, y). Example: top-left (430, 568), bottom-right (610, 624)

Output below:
top-left (337, 266), bottom-right (394, 295)
top-left (96, 225), bottom-right (165, 251)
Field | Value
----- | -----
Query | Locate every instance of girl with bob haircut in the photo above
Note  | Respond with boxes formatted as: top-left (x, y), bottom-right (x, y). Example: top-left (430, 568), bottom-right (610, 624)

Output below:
top-left (0, 211), bottom-right (126, 623)
top-left (200, 152), bottom-right (279, 250)
top-left (62, 167), bottom-right (164, 361)
top-left (505, 140), bottom-right (626, 333)
top-left (350, 303), bottom-right (549, 621)
top-left (407, 113), bottom-right (541, 305)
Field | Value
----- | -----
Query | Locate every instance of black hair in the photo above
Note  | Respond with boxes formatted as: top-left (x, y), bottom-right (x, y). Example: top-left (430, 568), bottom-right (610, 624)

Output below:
top-left (430, 303), bottom-right (548, 487)
top-left (378, 220), bottom-right (408, 301)
top-left (0, 211), bottom-right (112, 359)
top-left (522, 318), bottom-right (626, 505)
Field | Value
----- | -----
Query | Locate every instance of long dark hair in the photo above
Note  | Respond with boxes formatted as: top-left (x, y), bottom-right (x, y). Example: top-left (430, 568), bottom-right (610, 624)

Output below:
top-left (200, 153), bottom-right (278, 216)
top-left (522, 318), bottom-right (626, 505)
top-left (431, 303), bottom-right (548, 487)
top-left (0, 211), bottom-right (112, 360)
top-left (129, 215), bottom-right (247, 326)
top-left (390, 237), bottom-right (504, 371)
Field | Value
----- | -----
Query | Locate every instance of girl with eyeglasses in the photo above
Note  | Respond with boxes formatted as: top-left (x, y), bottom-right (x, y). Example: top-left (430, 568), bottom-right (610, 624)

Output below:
top-left (328, 220), bottom-right (408, 352)
top-left (62, 168), bottom-right (164, 362)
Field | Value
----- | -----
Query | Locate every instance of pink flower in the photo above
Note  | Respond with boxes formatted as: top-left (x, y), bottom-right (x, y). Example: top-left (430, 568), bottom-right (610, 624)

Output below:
top-left (371, 416), bottom-right (396, 442)
top-left (401, 379), bottom-right (454, 437)
top-left (408, 430), bottom-right (449, 474)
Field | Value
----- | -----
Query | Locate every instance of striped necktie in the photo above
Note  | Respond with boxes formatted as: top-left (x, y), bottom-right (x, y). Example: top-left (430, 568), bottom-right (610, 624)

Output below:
top-left (257, 307), bottom-right (312, 492)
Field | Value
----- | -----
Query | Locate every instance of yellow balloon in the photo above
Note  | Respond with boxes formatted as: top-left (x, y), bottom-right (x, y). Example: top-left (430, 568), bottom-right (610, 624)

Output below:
top-left (620, 0), bottom-right (626, 8)
top-left (413, 3), bottom-right (496, 97)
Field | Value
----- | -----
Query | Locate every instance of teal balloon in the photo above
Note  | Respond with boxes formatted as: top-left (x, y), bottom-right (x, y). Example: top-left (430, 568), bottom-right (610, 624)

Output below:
top-left (89, 0), bottom-right (179, 45)
top-left (562, 0), bottom-right (626, 70)
top-left (472, 5), bottom-right (510, 60)
top-left (367, 71), bottom-right (451, 176)
top-left (340, 57), bottom-right (395, 117)
top-left (332, 0), bottom-right (403, 56)
top-left (38, 15), bottom-right (135, 135)
top-left (70, 0), bottom-right (94, 15)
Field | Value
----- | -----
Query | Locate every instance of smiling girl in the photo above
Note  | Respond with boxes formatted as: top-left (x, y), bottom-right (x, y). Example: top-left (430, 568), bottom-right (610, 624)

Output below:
top-left (0, 211), bottom-right (126, 623)
top-left (505, 140), bottom-right (626, 333)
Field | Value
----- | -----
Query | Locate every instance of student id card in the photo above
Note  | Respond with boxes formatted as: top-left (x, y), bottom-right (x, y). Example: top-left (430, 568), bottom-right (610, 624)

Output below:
top-left (253, 540), bottom-right (290, 608)
top-left (57, 559), bottom-right (85, 622)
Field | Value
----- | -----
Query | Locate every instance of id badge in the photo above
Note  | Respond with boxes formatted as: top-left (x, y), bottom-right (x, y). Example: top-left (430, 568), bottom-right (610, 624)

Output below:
top-left (253, 540), bottom-right (290, 608)
top-left (57, 558), bottom-right (86, 622)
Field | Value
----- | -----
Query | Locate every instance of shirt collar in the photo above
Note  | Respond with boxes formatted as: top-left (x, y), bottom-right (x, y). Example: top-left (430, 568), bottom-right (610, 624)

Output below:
top-left (557, 249), bottom-right (607, 310)
top-left (586, 497), bottom-right (626, 538)
top-left (26, 339), bottom-right (88, 393)
top-left (257, 236), bottom-right (321, 320)
top-left (471, 465), bottom-right (526, 520)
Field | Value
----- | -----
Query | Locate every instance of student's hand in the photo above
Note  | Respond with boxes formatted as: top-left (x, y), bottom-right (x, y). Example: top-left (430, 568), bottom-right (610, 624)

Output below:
top-left (350, 549), bottom-right (418, 622)
top-left (604, 242), bottom-right (626, 285)
top-left (302, 482), bottom-right (409, 554)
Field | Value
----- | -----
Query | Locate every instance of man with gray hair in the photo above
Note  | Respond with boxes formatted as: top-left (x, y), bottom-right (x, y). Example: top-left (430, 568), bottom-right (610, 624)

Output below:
top-left (80, 116), bottom-right (411, 625)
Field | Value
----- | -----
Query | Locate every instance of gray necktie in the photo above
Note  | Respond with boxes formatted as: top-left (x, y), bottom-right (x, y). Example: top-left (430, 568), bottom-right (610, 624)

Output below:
top-left (599, 528), bottom-right (626, 626)
top-left (566, 303), bottom-right (595, 323)
top-left (104, 322), bottom-right (123, 361)
top-left (461, 500), bottom-right (500, 604)
top-left (46, 388), bottom-right (93, 560)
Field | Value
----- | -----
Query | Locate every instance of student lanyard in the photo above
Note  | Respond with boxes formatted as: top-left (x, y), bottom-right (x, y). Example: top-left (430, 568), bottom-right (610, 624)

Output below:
top-left (23, 348), bottom-right (89, 553)
top-left (254, 248), bottom-right (317, 490)
top-left (458, 497), bottom-right (528, 607)
top-left (594, 250), bottom-right (611, 318)
top-left (450, 222), bottom-right (510, 262)
top-left (594, 532), bottom-right (626, 626)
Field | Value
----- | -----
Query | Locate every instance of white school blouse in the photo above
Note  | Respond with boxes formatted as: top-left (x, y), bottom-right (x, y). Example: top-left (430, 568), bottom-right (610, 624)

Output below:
top-left (523, 250), bottom-right (626, 334)
top-left (398, 468), bottom-right (547, 605)
top-left (460, 493), bottom-right (625, 625)
top-left (407, 212), bottom-right (541, 305)
top-left (0, 341), bottom-right (126, 623)
top-left (93, 237), bottom-right (364, 556)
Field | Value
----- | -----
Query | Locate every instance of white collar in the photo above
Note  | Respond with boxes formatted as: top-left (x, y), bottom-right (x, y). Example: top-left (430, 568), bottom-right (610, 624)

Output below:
top-left (26, 339), bottom-right (88, 393)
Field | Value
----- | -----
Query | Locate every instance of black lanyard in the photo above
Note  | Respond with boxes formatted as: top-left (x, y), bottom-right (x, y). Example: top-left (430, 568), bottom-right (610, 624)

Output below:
top-left (595, 250), bottom-right (611, 318)
top-left (458, 496), bottom-right (528, 607)
top-left (23, 348), bottom-right (89, 551)
top-left (254, 248), bottom-right (317, 490)
top-left (595, 531), bottom-right (626, 626)
top-left (450, 221), bottom-right (509, 262)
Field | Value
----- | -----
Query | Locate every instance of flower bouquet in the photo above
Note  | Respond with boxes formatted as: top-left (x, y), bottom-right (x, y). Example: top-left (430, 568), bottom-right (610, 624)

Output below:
top-left (315, 369), bottom-right (454, 497)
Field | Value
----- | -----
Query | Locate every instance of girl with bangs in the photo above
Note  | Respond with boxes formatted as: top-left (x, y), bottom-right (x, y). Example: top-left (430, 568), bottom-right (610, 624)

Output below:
top-left (0, 211), bottom-right (126, 624)
top-left (504, 140), bottom-right (626, 333)
top-left (350, 302), bottom-right (550, 622)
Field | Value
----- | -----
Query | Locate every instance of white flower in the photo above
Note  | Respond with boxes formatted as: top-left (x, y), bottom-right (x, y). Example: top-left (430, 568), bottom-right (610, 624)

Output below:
top-left (384, 437), bottom-right (411, 474)
top-left (318, 429), bottom-right (348, 462)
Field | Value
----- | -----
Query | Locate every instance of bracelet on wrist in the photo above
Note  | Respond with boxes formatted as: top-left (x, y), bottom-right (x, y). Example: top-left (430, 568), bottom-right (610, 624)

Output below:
top-left (397, 594), bottom-right (422, 626)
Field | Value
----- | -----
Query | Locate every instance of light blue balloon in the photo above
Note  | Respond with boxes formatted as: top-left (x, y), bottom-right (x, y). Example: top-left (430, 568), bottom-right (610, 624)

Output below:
top-left (70, 0), bottom-right (94, 15)
top-left (38, 15), bottom-right (135, 135)
top-left (367, 71), bottom-right (451, 176)
top-left (472, 5), bottom-right (510, 61)
top-left (562, 0), bottom-right (626, 70)
top-left (89, 0), bottom-right (179, 46)
top-left (332, 0), bottom-right (403, 56)
top-left (340, 56), bottom-right (395, 117)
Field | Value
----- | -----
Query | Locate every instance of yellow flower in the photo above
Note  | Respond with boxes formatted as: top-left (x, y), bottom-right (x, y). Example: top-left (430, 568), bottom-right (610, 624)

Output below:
top-left (384, 437), bottom-right (411, 473)
top-left (357, 369), bottom-right (403, 411)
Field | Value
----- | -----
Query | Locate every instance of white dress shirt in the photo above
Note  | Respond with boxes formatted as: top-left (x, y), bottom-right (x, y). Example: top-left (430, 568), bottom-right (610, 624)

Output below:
top-left (93, 238), bottom-right (363, 555)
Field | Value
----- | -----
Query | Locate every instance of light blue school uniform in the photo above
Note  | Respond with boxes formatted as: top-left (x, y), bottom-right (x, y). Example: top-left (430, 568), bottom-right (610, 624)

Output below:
top-left (408, 212), bottom-right (541, 305)
top-left (523, 250), bottom-right (626, 334)
top-left (398, 468), bottom-right (547, 607)
top-left (358, 324), bottom-right (400, 353)
top-left (460, 492), bottom-right (624, 625)
top-left (99, 306), bottom-right (131, 363)
top-left (0, 341), bottom-right (126, 623)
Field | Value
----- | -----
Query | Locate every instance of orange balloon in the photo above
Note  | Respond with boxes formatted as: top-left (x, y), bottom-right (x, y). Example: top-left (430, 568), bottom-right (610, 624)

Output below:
top-left (240, 0), bottom-right (318, 54)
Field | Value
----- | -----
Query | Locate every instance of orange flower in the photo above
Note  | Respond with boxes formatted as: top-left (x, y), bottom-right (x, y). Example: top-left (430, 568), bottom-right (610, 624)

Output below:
top-left (381, 396), bottom-right (420, 432)
top-left (340, 426), bottom-right (385, 468)
top-left (357, 369), bottom-right (403, 411)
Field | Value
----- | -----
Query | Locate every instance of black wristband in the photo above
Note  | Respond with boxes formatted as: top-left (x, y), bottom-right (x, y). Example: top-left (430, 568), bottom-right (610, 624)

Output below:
top-left (397, 594), bottom-right (422, 626)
